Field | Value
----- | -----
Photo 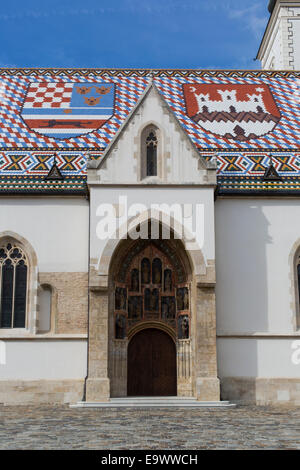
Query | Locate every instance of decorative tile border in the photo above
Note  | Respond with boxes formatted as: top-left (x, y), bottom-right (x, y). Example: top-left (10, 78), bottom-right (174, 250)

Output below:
top-left (0, 69), bottom-right (298, 193)
top-left (0, 70), bottom-right (298, 150)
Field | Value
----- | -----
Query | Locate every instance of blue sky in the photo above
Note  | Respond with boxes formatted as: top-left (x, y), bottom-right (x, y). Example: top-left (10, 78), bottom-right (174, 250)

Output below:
top-left (0, 0), bottom-right (269, 69)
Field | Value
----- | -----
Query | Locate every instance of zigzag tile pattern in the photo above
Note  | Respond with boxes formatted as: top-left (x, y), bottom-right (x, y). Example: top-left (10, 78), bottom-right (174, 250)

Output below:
top-left (0, 69), bottom-right (298, 193)
top-left (154, 73), bottom-right (300, 151)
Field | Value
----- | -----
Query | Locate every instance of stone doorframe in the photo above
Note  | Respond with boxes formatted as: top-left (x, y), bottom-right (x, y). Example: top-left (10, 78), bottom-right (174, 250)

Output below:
top-left (85, 213), bottom-right (220, 402)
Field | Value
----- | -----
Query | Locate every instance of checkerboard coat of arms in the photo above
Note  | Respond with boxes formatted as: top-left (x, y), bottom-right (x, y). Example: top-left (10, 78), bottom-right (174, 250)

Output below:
top-left (21, 82), bottom-right (115, 139)
top-left (183, 83), bottom-right (281, 141)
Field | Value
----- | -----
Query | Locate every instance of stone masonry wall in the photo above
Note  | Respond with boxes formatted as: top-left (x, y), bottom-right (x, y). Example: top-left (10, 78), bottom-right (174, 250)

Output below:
top-left (39, 272), bottom-right (88, 334)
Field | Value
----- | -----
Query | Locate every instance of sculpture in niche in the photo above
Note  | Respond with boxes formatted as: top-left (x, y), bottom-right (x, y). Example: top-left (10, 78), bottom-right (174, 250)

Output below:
top-left (178, 315), bottom-right (189, 339)
top-left (128, 296), bottom-right (142, 319)
top-left (176, 288), bottom-right (183, 310)
top-left (145, 288), bottom-right (159, 312)
top-left (120, 289), bottom-right (126, 310)
top-left (177, 287), bottom-right (189, 311)
top-left (164, 269), bottom-right (172, 292)
top-left (161, 301), bottom-right (168, 320)
top-left (161, 296), bottom-right (176, 319)
top-left (115, 287), bottom-right (127, 310)
top-left (183, 288), bottom-right (189, 310)
top-left (115, 243), bottom-right (190, 336)
top-left (141, 258), bottom-right (150, 284)
top-left (150, 288), bottom-right (159, 311)
top-left (131, 269), bottom-right (139, 292)
top-left (115, 314), bottom-right (126, 339)
top-left (144, 288), bottom-right (151, 311)
top-left (152, 258), bottom-right (162, 284)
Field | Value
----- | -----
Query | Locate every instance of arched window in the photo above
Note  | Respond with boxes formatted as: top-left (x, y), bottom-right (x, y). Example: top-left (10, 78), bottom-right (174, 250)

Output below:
top-left (140, 124), bottom-right (161, 180)
top-left (38, 285), bottom-right (52, 333)
top-left (146, 131), bottom-right (157, 176)
top-left (0, 242), bottom-right (28, 328)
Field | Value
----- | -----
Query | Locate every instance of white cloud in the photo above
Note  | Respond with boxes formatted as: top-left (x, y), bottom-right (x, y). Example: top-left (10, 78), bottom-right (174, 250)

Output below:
top-left (227, 3), bottom-right (268, 39)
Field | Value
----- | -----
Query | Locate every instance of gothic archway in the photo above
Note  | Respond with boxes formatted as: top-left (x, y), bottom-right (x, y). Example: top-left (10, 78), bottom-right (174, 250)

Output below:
top-left (114, 242), bottom-right (190, 339)
top-left (109, 239), bottom-right (192, 397)
top-left (0, 231), bottom-right (38, 334)
top-left (86, 214), bottom-right (220, 403)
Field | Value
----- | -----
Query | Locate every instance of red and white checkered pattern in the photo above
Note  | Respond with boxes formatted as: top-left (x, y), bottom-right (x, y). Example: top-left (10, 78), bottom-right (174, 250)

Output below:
top-left (23, 82), bottom-right (73, 108)
top-left (0, 70), bottom-right (298, 150)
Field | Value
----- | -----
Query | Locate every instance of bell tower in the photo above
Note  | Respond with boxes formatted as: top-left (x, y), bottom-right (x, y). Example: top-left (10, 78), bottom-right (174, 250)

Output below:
top-left (256, 0), bottom-right (300, 69)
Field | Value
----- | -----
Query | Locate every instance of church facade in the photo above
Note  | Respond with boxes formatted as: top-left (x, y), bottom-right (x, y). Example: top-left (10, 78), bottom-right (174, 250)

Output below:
top-left (0, 0), bottom-right (299, 405)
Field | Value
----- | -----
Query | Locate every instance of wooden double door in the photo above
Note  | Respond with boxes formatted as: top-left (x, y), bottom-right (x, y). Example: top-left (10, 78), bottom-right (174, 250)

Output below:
top-left (127, 328), bottom-right (177, 396)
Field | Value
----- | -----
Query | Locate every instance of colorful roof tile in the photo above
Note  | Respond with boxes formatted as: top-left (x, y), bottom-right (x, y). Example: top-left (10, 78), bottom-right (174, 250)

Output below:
top-left (0, 69), bottom-right (299, 194)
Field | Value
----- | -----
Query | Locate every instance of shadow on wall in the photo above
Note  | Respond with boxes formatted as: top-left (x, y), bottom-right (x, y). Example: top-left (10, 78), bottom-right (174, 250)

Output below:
top-left (220, 376), bottom-right (258, 403)
top-left (216, 202), bottom-right (272, 335)
top-left (215, 202), bottom-right (273, 387)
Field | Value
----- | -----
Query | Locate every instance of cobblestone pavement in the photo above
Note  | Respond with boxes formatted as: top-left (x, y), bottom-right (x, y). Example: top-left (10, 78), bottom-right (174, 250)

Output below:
top-left (0, 405), bottom-right (300, 450)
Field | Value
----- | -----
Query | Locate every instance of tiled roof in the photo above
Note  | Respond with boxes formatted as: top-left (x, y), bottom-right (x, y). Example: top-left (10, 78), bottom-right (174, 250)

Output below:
top-left (0, 68), bottom-right (299, 194)
top-left (204, 151), bottom-right (300, 194)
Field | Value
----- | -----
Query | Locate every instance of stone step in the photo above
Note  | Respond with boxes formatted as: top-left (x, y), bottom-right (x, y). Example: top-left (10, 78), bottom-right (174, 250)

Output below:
top-left (70, 397), bottom-right (236, 408)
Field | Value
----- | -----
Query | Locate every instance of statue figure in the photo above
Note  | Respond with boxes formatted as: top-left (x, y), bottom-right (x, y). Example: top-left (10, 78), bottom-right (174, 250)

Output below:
top-left (128, 298), bottom-right (134, 318)
top-left (142, 259), bottom-right (150, 284)
top-left (169, 298), bottom-right (176, 318)
top-left (177, 289), bottom-right (183, 310)
top-left (145, 289), bottom-right (151, 311)
top-left (162, 302), bottom-right (168, 319)
top-left (131, 269), bottom-right (139, 291)
top-left (135, 297), bottom-right (141, 317)
top-left (115, 315), bottom-right (126, 339)
top-left (150, 289), bottom-right (158, 311)
top-left (152, 258), bottom-right (162, 284)
top-left (120, 289), bottom-right (126, 310)
top-left (115, 289), bottom-right (120, 310)
top-left (182, 316), bottom-right (189, 339)
top-left (164, 270), bottom-right (172, 291)
top-left (183, 288), bottom-right (189, 310)
top-left (178, 315), bottom-right (189, 339)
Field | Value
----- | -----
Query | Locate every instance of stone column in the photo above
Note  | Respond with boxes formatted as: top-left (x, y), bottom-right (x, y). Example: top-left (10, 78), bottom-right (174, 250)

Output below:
top-left (177, 339), bottom-right (193, 396)
top-left (85, 286), bottom-right (110, 402)
top-left (110, 339), bottom-right (128, 397)
top-left (195, 284), bottom-right (220, 401)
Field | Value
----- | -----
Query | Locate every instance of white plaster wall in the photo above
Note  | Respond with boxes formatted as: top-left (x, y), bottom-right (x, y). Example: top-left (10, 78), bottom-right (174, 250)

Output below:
top-left (94, 87), bottom-right (212, 185)
top-left (261, 4), bottom-right (300, 69)
top-left (217, 338), bottom-right (300, 378)
top-left (89, 87), bottom-right (216, 270)
top-left (291, 18), bottom-right (300, 68)
top-left (0, 197), bottom-right (89, 272)
top-left (90, 186), bottom-right (215, 266)
top-left (263, 22), bottom-right (283, 69)
top-left (215, 198), bottom-right (300, 334)
top-left (0, 340), bottom-right (87, 379)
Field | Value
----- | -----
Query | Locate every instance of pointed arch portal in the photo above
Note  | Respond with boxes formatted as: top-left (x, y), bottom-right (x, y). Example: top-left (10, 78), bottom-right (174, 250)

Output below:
top-left (85, 220), bottom-right (220, 402)
top-left (109, 238), bottom-right (192, 397)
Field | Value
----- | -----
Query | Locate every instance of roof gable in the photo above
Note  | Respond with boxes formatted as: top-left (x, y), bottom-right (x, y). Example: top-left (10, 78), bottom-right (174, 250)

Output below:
top-left (88, 84), bottom-right (214, 185)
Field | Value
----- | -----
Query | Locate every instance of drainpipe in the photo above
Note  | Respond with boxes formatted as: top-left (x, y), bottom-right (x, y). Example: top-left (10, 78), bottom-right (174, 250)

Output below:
top-left (82, 181), bottom-right (90, 402)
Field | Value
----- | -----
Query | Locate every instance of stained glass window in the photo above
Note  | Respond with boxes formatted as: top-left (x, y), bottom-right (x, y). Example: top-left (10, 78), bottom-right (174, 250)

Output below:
top-left (146, 131), bottom-right (157, 176)
top-left (0, 243), bottom-right (28, 328)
